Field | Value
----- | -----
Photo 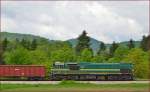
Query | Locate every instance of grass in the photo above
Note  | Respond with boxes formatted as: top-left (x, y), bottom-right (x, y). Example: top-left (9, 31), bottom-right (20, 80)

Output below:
top-left (0, 81), bottom-right (149, 92)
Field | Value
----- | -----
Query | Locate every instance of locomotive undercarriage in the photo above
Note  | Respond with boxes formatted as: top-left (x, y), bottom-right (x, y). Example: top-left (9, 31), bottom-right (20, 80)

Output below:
top-left (50, 74), bottom-right (133, 81)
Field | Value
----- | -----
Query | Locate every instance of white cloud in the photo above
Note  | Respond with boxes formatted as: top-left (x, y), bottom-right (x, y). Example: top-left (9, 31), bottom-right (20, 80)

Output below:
top-left (1, 1), bottom-right (149, 43)
top-left (1, 15), bottom-right (18, 32)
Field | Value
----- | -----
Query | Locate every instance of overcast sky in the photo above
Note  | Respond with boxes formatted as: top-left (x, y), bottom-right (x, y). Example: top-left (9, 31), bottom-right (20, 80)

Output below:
top-left (1, 1), bottom-right (149, 43)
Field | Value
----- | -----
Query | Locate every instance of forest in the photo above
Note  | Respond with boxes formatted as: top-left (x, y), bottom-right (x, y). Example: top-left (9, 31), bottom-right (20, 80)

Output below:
top-left (0, 31), bottom-right (150, 79)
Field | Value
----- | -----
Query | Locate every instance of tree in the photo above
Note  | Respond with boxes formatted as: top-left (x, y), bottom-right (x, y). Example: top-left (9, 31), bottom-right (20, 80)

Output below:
top-left (0, 41), bottom-right (5, 64)
top-left (92, 55), bottom-right (104, 63)
top-left (15, 38), bottom-right (20, 43)
top-left (146, 35), bottom-right (150, 51)
top-left (124, 48), bottom-right (149, 78)
top-left (0, 38), bottom-right (8, 64)
top-left (75, 30), bottom-right (91, 55)
top-left (140, 35), bottom-right (150, 51)
top-left (30, 49), bottom-right (50, 64)
top-left (97, 42), bottom-right (106, 55)
top-left (4, 47), bottom-right (32, 65)
top-left (21, 38), bottom-right (30, 50)
top-left (31, 39), bottom-right (37, 50)
top-left (109, 41), bottom-right (119, 57)
top-left (51, 47), bottom-right (76, 62)
top-left (78, 48), bottom-right (93, 62)
top-left (2, 38), bottom-right (8, 51)
top-left (11, 38), bottom-right (21, 49)
top-left (108, 46), bottom-right (129, 62)
top-left (128, 39), bottom-right (135, 49)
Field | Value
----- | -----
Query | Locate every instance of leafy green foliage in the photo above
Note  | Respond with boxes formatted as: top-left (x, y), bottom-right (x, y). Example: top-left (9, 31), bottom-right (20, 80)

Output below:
top-left (146, 35), bottom-right (150, 50)
top-left (75, 30), bottom-right (91, 54)
top-left (92, 55), bottom-right (106, 63)
top-left (4, 47), bottom-right (32, 65)
top-left (51, 47), bottom-right (76, 62)
top-left (108, 46), bottom-right (129, 62)
top-left (109, 41), bottom-right (119, 57)
top-left (127, 39), bottom-right (135, 49)
top-left (78, 48), bottom-right (93, 62)
top-left (21, 38), bottom-right (31, 50)
top-left (30, 39), bottom-right (37, 50)
top-left (0, 40), bottom-right (5, 64)
top-left (2, 38), bottom-right (8, 51)
top-left (97, 42), bottom-right (106, 55)
top-left (124, 48), bottom-right (149, 78)
top-left (29, 49), bottom-right (51, 75)
top-left (1, 32), bottom-right (49, 44)
top-left (140, 35), bottom-right (150, 51)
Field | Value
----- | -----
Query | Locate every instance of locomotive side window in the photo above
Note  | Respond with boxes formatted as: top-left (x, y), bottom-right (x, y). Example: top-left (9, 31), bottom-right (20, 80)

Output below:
top-left (53, 62), bottom-right (64, 69)
top-left (67, 63), bottom-right (80, 70)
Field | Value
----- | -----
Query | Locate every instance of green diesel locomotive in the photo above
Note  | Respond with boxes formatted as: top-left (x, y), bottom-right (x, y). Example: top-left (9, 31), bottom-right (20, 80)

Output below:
top-left (50, 62), bottom-right (133, 81)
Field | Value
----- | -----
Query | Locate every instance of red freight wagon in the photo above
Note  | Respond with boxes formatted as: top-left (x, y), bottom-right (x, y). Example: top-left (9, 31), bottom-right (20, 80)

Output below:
top-left (0, 65), bottom-right (46, 80)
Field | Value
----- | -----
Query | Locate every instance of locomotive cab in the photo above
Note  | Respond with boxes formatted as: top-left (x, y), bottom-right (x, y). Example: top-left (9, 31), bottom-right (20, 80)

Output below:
top-left (67, 63), bottom-right (80, 70)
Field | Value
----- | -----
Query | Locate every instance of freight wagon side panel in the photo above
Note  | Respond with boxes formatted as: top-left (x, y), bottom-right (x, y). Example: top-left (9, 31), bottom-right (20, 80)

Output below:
top-left (14, 66), bottom-right (21, 76)
top-left (0, 66), bottom-right (11, 76)
top-left (0, 65), bottom-right (46, 77)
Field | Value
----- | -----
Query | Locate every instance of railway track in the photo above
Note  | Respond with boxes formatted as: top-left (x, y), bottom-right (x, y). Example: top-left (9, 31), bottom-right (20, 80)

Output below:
top-left (0, 81), bottom-right (149, 84)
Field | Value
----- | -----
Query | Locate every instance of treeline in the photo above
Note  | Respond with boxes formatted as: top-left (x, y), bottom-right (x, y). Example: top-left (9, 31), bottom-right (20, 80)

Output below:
top-left (0, 31), bottom-right (150, 79)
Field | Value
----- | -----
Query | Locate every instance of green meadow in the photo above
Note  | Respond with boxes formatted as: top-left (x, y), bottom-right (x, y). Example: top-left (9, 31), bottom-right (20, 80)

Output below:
top-left (0, 81), bottom-right (149, 92)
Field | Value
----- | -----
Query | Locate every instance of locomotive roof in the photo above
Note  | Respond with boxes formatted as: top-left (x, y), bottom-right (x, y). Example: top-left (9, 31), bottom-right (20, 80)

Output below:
top-left (53, 62), bottom-right (133, 69)
top-left (54, 62), bottom-right (133, 65)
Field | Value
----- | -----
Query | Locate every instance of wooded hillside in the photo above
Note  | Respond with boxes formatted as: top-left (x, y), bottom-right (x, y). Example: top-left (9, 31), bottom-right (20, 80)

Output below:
top-left (0, 31), bottom-right (150, 79)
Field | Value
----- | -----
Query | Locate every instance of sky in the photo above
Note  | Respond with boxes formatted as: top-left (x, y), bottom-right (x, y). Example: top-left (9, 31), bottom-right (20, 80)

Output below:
top-left (1, 1), bottom-right (149, 43)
